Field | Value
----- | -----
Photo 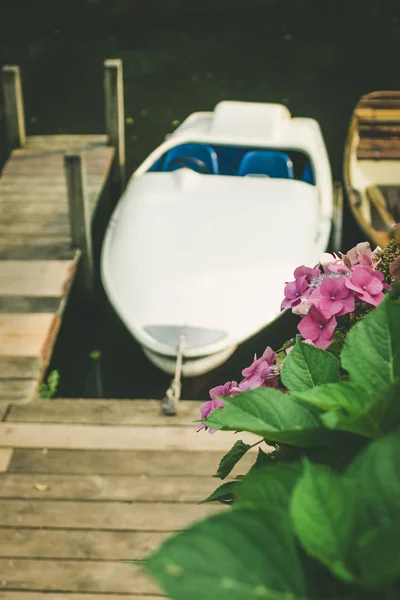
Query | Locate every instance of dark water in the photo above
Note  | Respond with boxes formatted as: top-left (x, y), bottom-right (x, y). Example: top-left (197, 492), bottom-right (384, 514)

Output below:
top-left (1, 1), bottom-right (400, 399)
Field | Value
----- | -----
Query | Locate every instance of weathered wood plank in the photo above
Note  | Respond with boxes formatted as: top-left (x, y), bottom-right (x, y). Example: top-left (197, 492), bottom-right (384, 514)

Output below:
top-left (0, 402), bottom-right (9, 421)
top-left (0, 297), bottom-right (61, 314)
top-left (0, 314), bottom-right (59, 357)
top-left (0, 559), bottom-right (161, 595)
top-left (0, 261), bottom-right (76, 296)
top-left (7, 399), bottom-right (203, 425)
top-left (0, 594), bottom-right (164, 600)
top-left (0, 528), bottom-right (168, 560)
top-left (0, 473), bottom-right (217, 501)
top-left (0, 379), bottom-right (37, 401)
top-left (24, 134), bottom-right (108, 149)
top-left (0, 449), bottom-right (13, 472)
top-left (0, 499), bottom-right (223, 530)
top-left (0, 201), bottom-right (69, 218)
top-left (9, 449), bottom-right (251, 477)
top-left (1, 65), bottom-right (26, 149)
top-left (0, 239), bottom-right (76, 261)
top-left (0, 357), bottom-right (43, 379)
top-left (0, 218), bottom-right (70, 236)
top-left (0, 422), bottom-right (261, 451)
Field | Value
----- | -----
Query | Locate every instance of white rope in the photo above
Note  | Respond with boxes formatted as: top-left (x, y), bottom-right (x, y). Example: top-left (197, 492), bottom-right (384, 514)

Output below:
top-left (161, 334), bottom-right (185, 416)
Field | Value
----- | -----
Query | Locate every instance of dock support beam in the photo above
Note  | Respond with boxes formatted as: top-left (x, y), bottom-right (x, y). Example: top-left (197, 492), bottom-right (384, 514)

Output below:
top-left (64, 153), bottom-right (94, 300)
top-left (1, 65), bottom-right (26, 150)
top-left (104, 59), bottom-right (126, 193)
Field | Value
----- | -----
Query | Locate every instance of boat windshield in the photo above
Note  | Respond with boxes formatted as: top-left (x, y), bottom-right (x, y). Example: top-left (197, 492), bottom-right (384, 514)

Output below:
top-left (147, 143), bottom-right (315, 184)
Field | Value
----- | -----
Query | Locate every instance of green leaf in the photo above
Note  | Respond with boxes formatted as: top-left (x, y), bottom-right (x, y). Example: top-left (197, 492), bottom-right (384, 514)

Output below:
top-left (290, 461), bottom-right (358, 582)
top-left (200, 481), bottom-right (237, 505)
top-left (213, 440), bottom-right (253, 480)
top-left (281, 338), bottom-right (339, 392)
top-left (205, 388), bottom-right (326, 447)
top-left (253, 447), bottom-right (276, 469)
top-left (341, 297), bottom-right (400, 394)
top-left (237, 463), bottom-right (302, 514)
top-left (321, 380), bottom-right (400, 439)
top-left (353, 522), bottom-right (400, 587)
top-left (346, 427), bottom-right (400, 523)
top-left (145, 508), bottom-right (308, 600)
top-left (295, 381), bottom-right (370, 413)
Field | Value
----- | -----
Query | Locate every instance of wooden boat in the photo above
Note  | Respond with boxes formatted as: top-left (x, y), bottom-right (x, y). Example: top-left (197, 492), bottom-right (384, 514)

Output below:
top-left (102, 101), bottom-right (335, 385)
top-left (344, 91), bottom-right (400, 247)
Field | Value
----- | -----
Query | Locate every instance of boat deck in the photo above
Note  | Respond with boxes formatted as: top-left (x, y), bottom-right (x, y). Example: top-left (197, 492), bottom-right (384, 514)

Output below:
top-left (0, 135), bottom-right (115, 406)
top-left (0, 398), bottom-right (257, 598)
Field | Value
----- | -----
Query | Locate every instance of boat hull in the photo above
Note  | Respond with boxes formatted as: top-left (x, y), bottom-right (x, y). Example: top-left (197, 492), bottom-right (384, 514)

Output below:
top-left (142, 344), bottom-right (237, 377)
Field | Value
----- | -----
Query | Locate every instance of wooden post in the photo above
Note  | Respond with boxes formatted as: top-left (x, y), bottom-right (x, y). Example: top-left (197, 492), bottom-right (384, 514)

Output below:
top-left (64, 153), bottom-right (94, 300)
top-left (1, 65), bottom-right (26, 149)
top-left (104, 59), bottom-right (126, 192)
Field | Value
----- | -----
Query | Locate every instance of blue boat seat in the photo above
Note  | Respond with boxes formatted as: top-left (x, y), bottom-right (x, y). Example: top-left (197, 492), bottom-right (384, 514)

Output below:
top-left (237, 150), bottom-right (294, 179)
top-left (163, 144), bottom-right (219, 174)
top-left (301, 163), bottom-right (315, 184)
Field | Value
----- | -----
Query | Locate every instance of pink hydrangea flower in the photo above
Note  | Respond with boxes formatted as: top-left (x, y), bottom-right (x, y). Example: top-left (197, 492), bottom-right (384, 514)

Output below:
top-left (281, 276), bottom-right (309, 310)
top-left (292, 299), bottom-right (312, 316)
top-left (319, 252), bottom-right (343, 270)
top-left (294, 265), bottom-right (321, 282)
top-left (342, 242), bottom-right (381, 269)
top-left (298, 305), bottom-right (337, 350)
top-left (345, 265), bottom-right (386, 306)
top-left (310, 276), bottom-right (355, 319)
top-left (197, 381), bottom-right (237, 434)
top-left (241, 347), bottom-right (278, 388)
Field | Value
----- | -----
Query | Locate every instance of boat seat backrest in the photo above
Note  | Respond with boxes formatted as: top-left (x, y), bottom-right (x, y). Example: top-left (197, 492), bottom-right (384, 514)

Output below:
top-left (162, 144), bottom-right (219, 174)
top-left (301, 164), bottom-right (315, 184)
top-left (237, 150), bottom-right (294, 178)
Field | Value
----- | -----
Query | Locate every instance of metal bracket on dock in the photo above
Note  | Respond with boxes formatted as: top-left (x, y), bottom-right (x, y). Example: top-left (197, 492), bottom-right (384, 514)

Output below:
top-left (161, 334), bottom-right (185, 416)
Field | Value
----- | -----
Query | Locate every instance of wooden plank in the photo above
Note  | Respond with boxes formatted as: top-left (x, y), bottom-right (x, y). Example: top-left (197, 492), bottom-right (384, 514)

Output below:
top-left (0, 379), bottom-right (37, 401)
top-left (65, 153), bottom-right (94, 298)
top-left (0, 202), bottom-right (69, 219)
top-left (356, 107), bottom-right (400, 120)
top-left (0, 314), bottom-right (59, 357)
top-left (1, 66), bottom-right (26, 149)
top-left (9, 449), bottom-right (253, 477)
top-left (0, 219), bottom-right (71, 237)
top-left (0, 473), bottom-right (217, 501)
top-left (24, 134), bottom-right (108, 149)
top-left (0, 559), bottom-right (161, 595)
top-left (0, 594), bottom-right (164, 600)
top-left (0, 239), bottom-right (76, 261)
top-left (0, 297), bottom-right (61, 313)
top-left (357, 148), bottom-right (400, 160)
top-left (0, 261), bottom-right (75, 297)
top-left (7, 399), bottom-right (203, 425)
top-left (0, 449), bottom-right (13, 472)
top-left (0, 528), bottom-right (168, 559)
top-left (0, 499), bottom-right (223, 530)
top-left (0, 402), bottom-right (9, 420)
top-left (0, 422), bottom-right (261, 451)
top-left (104, 59), bottom-right (126, 190)
top-left (0, 357), bottom-right (42, 379)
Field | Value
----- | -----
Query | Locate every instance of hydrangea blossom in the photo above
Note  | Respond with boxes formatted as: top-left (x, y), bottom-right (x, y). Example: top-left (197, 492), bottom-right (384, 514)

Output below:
top-left (198, 241), bottom-right (397, 434)
top-left (196, 381), bottom-right (237, 434)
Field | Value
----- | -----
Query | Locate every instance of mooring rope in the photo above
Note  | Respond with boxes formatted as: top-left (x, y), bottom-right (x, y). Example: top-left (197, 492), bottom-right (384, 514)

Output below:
top-left (161, 334), bottom-right (186, 416)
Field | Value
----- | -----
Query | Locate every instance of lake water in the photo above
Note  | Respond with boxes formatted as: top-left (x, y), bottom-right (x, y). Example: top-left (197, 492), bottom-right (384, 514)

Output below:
top-left (1, 1), bottom-right (399, 398)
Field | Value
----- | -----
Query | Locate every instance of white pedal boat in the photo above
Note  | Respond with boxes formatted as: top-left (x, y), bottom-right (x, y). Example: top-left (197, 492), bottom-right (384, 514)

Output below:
top-left (101, 101), bottom-right (334, 377)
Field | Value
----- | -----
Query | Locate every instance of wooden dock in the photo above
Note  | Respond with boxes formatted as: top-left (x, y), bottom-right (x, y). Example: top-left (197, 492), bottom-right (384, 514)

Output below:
top-left (0, 60), bottom-right (261, 598)
top-left (0, 399), bottom-right (259, 598)
top-left (0, 62), bottom-right (123, 405)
